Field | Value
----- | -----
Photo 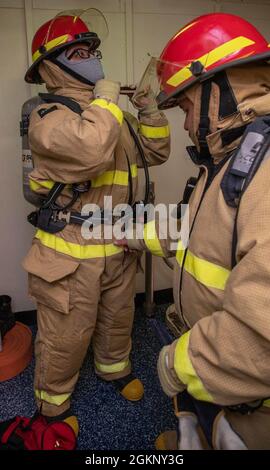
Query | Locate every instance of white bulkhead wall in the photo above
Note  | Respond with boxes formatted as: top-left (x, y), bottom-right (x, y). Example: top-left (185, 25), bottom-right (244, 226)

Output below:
top-left (0, 0), bottom-right (270, 311)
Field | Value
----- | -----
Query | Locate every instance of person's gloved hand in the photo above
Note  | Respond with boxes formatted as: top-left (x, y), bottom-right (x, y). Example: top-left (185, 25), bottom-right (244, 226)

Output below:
top-left (131, 86), bottom-right (158, 115)
top-left (94, 79), bottom-right (120, 104)
top-left (213, 412), bottom-right (247, 450)
top-left (177, 413), bottom-right (204, 450)
top-left (157, 341), bottom-right (185, 397)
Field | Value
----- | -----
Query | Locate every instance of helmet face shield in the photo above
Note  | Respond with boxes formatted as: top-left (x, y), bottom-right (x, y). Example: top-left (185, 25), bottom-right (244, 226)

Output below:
top-left (156, 56), bottom-right (197, 109)
top-left (49, 8), bottom-right (109, 45)
top-left (25, 8), bottom-right (109, 83)
top-left (133, 56), bottom-right (193, 111)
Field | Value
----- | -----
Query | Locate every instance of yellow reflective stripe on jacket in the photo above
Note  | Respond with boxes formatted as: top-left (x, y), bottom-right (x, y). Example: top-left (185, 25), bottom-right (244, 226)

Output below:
top-left (168, 36), bottom-right (255, 88)
top-left (139, 123), bottom-right (170, 139)
top-left (176, 240), bottom-right (230, 291)
top-left (35, 230), bottom-right (123, 259)
top-left (29, 178), bottom-right (55, 192)
top-left (30, 164), bottom-right (137, 192)
top-left (32, 34), bottom-right (69, 62)
top-left (95, 359), bottom-right (129, 374)
top-left (92, 164), bottom-right (137, 188)
top-left (91, 98), bottom-right (123, 125)
top-left (143, 220), bottom-right (164, 257)
top-left (35, 390), bottom-right (70, 406)
top-left (174, 331), bottom-right (214, 402)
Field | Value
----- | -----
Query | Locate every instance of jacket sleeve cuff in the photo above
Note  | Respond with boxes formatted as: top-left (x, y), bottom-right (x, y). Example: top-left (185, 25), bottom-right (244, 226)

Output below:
top-left (127, 238), bottom-right (147, 251)
top-left (139, 111), bottom-right (168, 126)
top-left (126, 220), bottom-right (165, 256)
top-left (174, 331), bottom-right (214, 402)
top-left (143, 220), bottom-right (165, 257)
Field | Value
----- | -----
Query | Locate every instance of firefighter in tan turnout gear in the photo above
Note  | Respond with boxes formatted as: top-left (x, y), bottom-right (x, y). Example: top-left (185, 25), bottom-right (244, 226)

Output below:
top-left (116, 13), bottom-right (270, 449)
top-left (12, 10), bottom-right (170, 445)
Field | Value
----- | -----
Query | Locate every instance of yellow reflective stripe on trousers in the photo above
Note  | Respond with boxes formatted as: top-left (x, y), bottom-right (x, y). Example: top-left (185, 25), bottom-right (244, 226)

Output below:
top-left (95, 359), bottom-right (129, 374)
top-left (167, 36), bottom-right (255, 88)
top-left (91, 98), bottom-right (123, 125)
top-left (92, 164), bottom-right (137, 188)
top-left (174, 331), bottom-right (214, 402)
top-left (35, 390), bottom-right (70, 406)
top-left (32, 34), bottom-right (69, 62)
top-left (176, 240), bottom-right (230, 291)
top-left (139, 123), bottom-right (170, 139)
top-left (143, 220), bottom-right (164, 257)
top-left (35, 230), bottom-right (123, 259)
top-left (29, 179), bottom-right (55, 191)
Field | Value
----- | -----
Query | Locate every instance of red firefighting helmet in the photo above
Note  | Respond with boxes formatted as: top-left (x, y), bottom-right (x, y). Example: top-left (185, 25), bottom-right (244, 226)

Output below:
top-left (157, 12), bottom-right (270, 109)
top-left (25, 9), bottom-right (107, 84)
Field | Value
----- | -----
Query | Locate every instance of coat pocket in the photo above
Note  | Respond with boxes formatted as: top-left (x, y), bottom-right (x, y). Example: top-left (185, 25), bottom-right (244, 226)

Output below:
top-left (22, 241), bottom-right (79, 314)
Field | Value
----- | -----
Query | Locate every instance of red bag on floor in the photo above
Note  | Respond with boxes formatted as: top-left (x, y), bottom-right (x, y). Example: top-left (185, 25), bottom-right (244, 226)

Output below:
top-left (0, 414), bottom-right (76, 450)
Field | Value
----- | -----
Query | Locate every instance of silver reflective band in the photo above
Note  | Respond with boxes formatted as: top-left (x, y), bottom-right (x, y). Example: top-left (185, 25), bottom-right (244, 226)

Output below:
top-left (232, 131), bottom-right (264, 176)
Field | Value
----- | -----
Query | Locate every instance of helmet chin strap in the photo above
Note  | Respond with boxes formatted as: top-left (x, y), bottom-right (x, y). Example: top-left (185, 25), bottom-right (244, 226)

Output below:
top-left (198, 80), bottom-right (212, 159)
top-left (213, 71), bottom-right (238, 119)
top-left (198, 71), bottom-right (240, 159)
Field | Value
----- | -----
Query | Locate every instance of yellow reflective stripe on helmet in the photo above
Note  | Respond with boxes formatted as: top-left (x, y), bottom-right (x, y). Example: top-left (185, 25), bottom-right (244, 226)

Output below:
top-left (91, 98), bottom-right (123, 125)
top-left (174, 331), bottom-right (214, 402)
top-left (168, 36), bottom-right (255, 88)
top-left (35, 390), bottom-right (70, 406)
top-left (176, 240), bottom-right (230, 290)
top-left (35, 229), bottom-right (123, 259)
top-left (139, 124), bottom-right (170, 139)
top-left (95, 359), bottom-right (129, 374)
top-left (92, 164), bottom-right (137, 188)
top-left (143, 220), bottom-right (164, 257)
top-left (32, 34), bottom-right (69, 62)
top-left (29, 179), bottom-right (55, 192)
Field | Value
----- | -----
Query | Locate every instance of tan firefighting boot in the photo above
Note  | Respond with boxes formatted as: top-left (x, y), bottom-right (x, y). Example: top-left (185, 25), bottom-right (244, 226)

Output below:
top-left (43, 409), bottom-right (79, 436)
top-left (113, 373), bottom-right (144, 401)
top-left (155, 430), bottom-right (178, 450)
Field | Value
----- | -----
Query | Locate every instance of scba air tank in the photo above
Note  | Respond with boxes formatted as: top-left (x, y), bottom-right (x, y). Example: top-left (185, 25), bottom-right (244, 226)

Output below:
top-left (20, 95), bottom-right (44, 207)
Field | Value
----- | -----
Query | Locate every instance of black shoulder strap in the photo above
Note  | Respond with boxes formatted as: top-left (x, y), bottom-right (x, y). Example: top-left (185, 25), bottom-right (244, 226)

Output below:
top-left (39, 93), bottom-right (82, 115)
top-left (221, 116), bottom-right (270, 267)
top-left (124, 116), bottom-right (150, 205)
top-left (28, 93), bottom-right (83, 231)
top-left (175, 175), bottom-right (200, 219)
